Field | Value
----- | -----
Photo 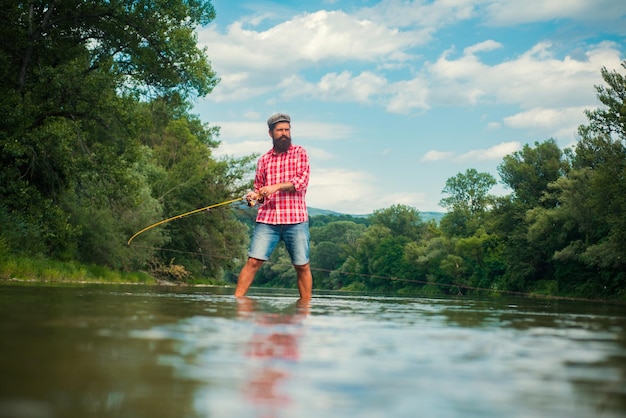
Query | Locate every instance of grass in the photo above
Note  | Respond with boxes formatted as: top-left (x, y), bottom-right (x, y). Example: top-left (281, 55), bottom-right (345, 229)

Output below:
top-left (0, 255), bottom-right (155, 285)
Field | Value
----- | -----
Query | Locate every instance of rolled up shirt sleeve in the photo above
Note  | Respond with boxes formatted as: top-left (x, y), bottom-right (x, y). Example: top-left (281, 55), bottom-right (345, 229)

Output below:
top-left (290, 146), bottom-right (309, 191)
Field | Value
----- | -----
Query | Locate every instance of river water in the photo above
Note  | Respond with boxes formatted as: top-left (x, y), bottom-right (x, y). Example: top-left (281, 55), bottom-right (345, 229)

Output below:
top-left (0, 284), bottom-right (624, 418)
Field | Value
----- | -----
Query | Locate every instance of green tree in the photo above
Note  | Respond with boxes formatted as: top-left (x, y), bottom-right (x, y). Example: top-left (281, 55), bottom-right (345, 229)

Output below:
top-left (0, 0), bottom-right (220, 260)
top-left (309, 220), bottom-right (367, 289)
top-left (498, 139), bottom-right (566, 208)
top-left (339, 224), bottom-right (392, 290)
top-left (342, 205), bottom-right (425, 291)
top-left (439, 169), bottom-right (496, 237)
top-left (370, 204), bottom-right (424, 241)
top-left (522, 63), bottom-right (626, 298)
top-left (580, 63), bottom-right (626, 139)
top-left (404, 236), bottom-right (453, 294)
top-left (439, 168), bottom-right (496, 214)
top-left (310, 220), bottom-right (367, 245)
top-left (486, 139), bottom-right (567, 291)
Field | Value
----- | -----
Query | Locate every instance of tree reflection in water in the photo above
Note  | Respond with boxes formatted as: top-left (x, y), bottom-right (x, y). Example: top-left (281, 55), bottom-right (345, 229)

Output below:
top-left (236, 297), bottom-right (309, 418)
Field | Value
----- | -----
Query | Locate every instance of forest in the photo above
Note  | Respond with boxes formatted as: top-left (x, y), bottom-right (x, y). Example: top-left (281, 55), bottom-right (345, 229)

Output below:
top-left (1, 1), bottom-right (624, 300)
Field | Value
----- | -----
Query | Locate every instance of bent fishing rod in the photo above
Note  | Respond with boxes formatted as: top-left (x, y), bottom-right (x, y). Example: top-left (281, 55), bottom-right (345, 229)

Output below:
top-left (128, 196), bottom-right (251, 245)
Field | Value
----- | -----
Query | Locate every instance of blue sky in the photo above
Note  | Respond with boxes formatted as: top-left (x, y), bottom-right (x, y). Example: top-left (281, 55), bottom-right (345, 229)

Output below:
top-left (193, 0), bottom-right (626, 215)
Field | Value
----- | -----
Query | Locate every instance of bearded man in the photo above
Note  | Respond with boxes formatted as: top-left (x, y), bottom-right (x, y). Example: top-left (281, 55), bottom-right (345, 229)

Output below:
top-left (234, 113), bottom-right (312, 301)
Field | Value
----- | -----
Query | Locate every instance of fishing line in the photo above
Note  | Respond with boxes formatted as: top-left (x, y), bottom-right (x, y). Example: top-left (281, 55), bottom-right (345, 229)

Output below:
top-left (132, 244), bottom-right (622, 304)
top-left (127, 197), bottom-right (244, 245)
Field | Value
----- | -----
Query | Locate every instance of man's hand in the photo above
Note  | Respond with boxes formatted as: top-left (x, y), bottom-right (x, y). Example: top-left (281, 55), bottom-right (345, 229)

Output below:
top-left (245, 191), bottom-right (262, 207)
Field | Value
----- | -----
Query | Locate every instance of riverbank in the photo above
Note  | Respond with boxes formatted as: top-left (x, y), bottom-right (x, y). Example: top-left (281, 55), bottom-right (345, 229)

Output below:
top-left (2, 255), bottom-right (625, 304)
top-left (0, 255), bottom-right (221, 287)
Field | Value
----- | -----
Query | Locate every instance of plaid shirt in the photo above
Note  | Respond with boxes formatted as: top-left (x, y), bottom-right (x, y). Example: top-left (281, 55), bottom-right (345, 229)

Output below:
top-left (255, 144), bottom-right (309, 225)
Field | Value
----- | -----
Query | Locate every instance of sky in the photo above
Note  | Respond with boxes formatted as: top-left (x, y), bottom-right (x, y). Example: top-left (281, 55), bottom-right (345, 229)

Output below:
top-left (193, 0), bottom-right (626, 215)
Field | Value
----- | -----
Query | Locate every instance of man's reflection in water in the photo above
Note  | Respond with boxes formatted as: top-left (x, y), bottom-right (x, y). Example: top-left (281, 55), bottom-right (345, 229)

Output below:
top-left (236, 297), bottom-right (309, 418)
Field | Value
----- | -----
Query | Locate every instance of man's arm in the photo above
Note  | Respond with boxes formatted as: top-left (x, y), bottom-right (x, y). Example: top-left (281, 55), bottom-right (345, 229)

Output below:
top-left (258, 181), bottom-right (295, 197)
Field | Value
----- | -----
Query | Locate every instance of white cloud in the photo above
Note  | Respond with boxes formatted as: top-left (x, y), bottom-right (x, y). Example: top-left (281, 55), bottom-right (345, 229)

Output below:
top-left (503, 106), bottom-right (588, 142)
top-left (420, 142), bottom-right (521, 163)
top-left (197, 7), bottom-right (429, 102)
top-left (504, 106), bottom-right (587, 130)
top-left (200, 1), bottom-right (623, 127)
top-left (386, 78), bottom-right (430, 113)
top-left (283, 71), bottom-right (388, 103)
top-left (212, 122), bottom-right (263, 139)
top-left (421, 150), bottom-right (454, 162)
top-left (307, 167), bottom-right (432, 214)
top-left (209, 72), bottom-right (274, 102)
top-left (214, 140), bottom-right (268, 157)
top-left (456, 141), bottom-right (521, 162)
top-left (383, 40), bottom-right (622, 118)
top-left (464, 39), bottom-right (503, 55)
top-left (307, 147), bottom-right (336, 161)
top-left (307, 168), bottom-right (377, 213)
top-left (198, 9), bottom-right (420, 71)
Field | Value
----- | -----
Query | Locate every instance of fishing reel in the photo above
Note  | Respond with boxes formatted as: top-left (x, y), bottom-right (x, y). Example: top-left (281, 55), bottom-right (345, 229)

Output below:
top-left (246, 195), bottom-right (265, 207)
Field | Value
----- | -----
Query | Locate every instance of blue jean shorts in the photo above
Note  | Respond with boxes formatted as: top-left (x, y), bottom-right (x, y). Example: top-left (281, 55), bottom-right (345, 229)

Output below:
top-left (248, 222), bottom-right (310, 266)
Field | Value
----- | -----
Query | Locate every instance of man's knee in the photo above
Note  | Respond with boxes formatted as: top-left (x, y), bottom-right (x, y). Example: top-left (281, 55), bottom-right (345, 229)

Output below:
top-left (246, 257), bottom-right (265, 269)
top-left (293, 263), bottom-right (311, 273)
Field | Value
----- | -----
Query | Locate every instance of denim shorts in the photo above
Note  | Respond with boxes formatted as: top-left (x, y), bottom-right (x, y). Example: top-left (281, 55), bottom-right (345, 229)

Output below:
top-left (248, 222), bottom-right (310, 266)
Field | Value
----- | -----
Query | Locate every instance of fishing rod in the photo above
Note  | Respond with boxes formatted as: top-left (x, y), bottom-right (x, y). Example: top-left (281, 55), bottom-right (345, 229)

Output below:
top-left (127, 197), bottom-right (246, 245)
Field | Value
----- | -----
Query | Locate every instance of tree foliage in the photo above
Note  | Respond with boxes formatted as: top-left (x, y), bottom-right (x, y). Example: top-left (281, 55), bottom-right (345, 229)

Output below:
top-left (0, 0), bottom-right (255, 281)
top-left (439, 168), bottom-right (496, 214)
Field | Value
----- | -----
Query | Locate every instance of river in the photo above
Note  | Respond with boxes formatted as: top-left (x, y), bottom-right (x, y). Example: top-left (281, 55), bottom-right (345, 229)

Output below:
top-left (0, 283), bottom-right (624, 418)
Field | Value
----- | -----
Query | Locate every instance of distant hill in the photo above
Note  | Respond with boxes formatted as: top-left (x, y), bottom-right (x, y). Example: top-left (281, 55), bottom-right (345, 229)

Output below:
top-left (307, 207), bottom-right (367, 217)
top-left (308, 207), bottom-right (445, 223)
top-left (419, 211), bottom-right (446, 223)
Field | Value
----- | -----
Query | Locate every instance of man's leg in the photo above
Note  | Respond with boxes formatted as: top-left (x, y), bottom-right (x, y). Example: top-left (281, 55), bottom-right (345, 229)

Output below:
top-left (294, 263), bottom-right (312, 301)
top-left (235, 257), bottom-right (264, 297)
top-left (237, 223), bottom-right (278, 297)
top-left (283, 222), bottom-right (312, 300)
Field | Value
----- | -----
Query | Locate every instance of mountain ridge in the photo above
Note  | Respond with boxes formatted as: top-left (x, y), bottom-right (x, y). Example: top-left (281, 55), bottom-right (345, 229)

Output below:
top-left (308, 207), bottom-right (445, 223)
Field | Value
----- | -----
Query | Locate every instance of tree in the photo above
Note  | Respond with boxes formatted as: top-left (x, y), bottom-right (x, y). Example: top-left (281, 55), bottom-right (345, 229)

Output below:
top-left (439, 169), bottom-right (496, 238)
top-left (498, 139), bottom-right (566, 208)
top-left (439, 169), bottom-right (496, 214)
top-left (404, 236), bottom-right (454, 293)
top-left (370, 204), bottom-right (424, 241)
top-left (507, 63), bottom-right (626, 298)
top-left (1, 0), bottom-right (218, 200)
top-left (0, 1), bottom-right (258, 282)
top-left (481, 140), bottom-right (567, 292)
top-left (310, 220), bottom-right (367, 245)
top-left (0, 1), bottom-right (218, 244)
top-left (580, 63), bottom-right (626, 140)
top-left (522, 63), bottom-right (626, 297)
top-left (310, 241), bottom-right (345, 289)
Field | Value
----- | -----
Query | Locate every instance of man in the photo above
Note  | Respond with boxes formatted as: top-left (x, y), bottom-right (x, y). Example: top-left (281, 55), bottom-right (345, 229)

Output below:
top-left (234, 113), bottom-right (312, 300)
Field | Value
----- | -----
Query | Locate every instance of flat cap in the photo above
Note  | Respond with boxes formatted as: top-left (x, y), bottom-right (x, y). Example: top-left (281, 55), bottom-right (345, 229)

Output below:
top-left (267, 113), bottom-right (291, 128)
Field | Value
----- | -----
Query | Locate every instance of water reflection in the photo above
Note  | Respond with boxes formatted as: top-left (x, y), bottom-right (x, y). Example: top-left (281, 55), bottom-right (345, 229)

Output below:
top-left (236, 297), bottom-right (308, 418)
top-left (1, 285), bottom-right (625, 418)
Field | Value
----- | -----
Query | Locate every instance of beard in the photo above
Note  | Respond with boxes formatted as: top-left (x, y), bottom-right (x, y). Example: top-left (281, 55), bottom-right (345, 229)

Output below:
top-left (272, 135), bottom-right (291, 154)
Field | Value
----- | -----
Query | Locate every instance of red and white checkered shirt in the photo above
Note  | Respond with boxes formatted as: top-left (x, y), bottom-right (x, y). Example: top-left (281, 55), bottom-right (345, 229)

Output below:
top-left (255, 144), bottom-right (309, 225)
